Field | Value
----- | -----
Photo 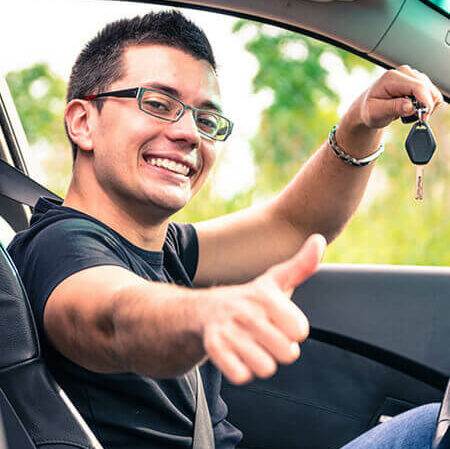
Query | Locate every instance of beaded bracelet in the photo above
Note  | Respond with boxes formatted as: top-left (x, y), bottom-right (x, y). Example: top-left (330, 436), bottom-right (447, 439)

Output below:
top-left (328, 124), bottom-right (384, 167)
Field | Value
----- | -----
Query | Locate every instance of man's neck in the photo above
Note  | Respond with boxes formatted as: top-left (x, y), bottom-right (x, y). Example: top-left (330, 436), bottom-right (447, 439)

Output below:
top-left (63, 177), bottom-right (170, 252)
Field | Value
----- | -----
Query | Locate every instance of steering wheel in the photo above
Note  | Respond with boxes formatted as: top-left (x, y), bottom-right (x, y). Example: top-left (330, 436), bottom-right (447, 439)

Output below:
top-left (433, 378), bottom-right (450, 449)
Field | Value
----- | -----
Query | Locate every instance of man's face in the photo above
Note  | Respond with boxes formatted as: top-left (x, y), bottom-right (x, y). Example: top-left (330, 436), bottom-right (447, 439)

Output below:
top-left (88, 44), bottom-right (221, 216)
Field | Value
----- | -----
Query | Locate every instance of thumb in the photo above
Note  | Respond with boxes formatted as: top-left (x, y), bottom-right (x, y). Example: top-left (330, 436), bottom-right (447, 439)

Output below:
top-left (366, 97), bottom-right (417, 128)
top-left (397, 97), bottom-right (417, 117)
top-left (268, 234), bottom-right (327, 294)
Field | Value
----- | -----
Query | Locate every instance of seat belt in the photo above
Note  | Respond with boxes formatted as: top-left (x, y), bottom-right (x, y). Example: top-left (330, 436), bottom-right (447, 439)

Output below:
top-left (192, 367), bottom-right (215, 449)
top-left (0, 158), bottom-right (61, 207)
top-left (0, 158), bottom-right (215, 448)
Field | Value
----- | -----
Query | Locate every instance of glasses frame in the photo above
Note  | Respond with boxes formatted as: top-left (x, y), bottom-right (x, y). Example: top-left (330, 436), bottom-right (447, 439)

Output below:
top-left (83, 87), bottom-right (233, 142)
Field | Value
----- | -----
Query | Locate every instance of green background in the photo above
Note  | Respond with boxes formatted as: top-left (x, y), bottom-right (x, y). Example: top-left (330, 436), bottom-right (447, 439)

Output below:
top-left (6, 20), bottom-right (449, 267)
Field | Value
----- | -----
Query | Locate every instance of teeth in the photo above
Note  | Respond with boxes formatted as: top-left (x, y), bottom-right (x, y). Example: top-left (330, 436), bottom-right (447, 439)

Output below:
top-left (148, 157), bottom-right (190, 176)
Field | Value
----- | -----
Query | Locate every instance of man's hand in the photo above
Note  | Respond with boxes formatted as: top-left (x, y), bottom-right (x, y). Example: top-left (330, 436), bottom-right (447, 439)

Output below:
top-left (359, 65), bottom-right (444, 129)
top-left (200, 234), bottom-right (327, 385)
top-left (337, 65), bottom-right (444, 159)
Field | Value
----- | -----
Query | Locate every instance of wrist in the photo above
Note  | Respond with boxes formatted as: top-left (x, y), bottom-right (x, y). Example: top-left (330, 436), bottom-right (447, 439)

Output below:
top-left (329, 124), bottom-right (384, 167)
top-left (193, 284), bottom-right (235, 336)
top-left (337, 106), bottom-right (384, 159)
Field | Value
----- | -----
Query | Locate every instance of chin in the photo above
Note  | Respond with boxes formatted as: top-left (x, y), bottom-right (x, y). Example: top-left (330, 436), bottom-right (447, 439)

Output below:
top-left (142, 192), bottom-right (191, 217)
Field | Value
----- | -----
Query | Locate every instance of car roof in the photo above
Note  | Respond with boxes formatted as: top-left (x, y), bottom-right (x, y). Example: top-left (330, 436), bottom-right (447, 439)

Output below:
top-left (123, 0), bottom-right (449, 99)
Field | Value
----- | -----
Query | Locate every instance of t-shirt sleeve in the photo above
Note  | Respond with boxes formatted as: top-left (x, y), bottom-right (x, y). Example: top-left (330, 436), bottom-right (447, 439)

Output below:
top-left (19, 218), bottom-right (131, 335)
top-left (167, 222), bottom-right (199, 282)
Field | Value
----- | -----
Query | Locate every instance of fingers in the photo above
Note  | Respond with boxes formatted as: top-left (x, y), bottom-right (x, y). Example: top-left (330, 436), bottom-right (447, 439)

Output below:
top-left (257, 288), bottom-right (310, 342)
top-left (202, 235), bottom-right (326, 384)
top-left (202, 282), bottom-right (309, 384)
top-left (204, 324), bottom-right (253, 384)
top-left (251, 233), bottom-right (324, 343)
top-left (223, 322), bottom-right (278, 379)
top-left (236, 310), bottom-right (301, 364)
top-left (397, 65), bottom-right (444, 119)
top-left (267, 233), bottom-right (327, 293)
top-left (204, 318), bottom-right (301, 385)
top-left (388, 67), bottom-right (441, 110)
top-left (369, 66), bottom-right (443, 126)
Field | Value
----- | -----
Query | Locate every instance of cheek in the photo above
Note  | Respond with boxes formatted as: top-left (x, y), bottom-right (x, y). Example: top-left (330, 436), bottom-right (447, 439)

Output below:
top-left (193, 144), bottom-right (217, 193)
top-left (92, 149), bottom-right (123, 185)
top-left (96, 106), bottom-right (162, 152)
top-left (203, 146), bottom-right (217, 172)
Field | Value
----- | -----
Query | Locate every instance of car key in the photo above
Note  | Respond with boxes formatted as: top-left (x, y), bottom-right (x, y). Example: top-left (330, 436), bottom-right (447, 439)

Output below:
top-left (404, 108), bottom-right (436, 200)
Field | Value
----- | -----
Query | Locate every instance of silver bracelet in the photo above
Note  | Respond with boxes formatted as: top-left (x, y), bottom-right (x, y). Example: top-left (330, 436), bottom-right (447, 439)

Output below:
top-left (328, 124), bottom-right (384, 167)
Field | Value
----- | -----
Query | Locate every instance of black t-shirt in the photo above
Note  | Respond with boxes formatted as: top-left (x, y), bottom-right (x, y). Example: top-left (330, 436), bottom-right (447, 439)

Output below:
top-left (8, 197), bottom-right (242, 449)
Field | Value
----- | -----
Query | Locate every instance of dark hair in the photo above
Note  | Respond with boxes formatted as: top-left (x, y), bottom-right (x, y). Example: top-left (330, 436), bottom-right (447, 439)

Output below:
top-left (66, 10), bottom-right (216, 162)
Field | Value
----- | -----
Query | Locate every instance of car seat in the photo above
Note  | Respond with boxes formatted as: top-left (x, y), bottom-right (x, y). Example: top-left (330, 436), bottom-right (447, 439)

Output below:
top-left (0, 240), bottom-right (103, 449)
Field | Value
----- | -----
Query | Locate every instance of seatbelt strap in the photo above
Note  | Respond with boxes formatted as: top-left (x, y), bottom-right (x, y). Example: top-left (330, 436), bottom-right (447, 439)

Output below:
top-left (0, 159), bottom-right (61, 207)
top-left (192, 367), bottom-right (215, 449)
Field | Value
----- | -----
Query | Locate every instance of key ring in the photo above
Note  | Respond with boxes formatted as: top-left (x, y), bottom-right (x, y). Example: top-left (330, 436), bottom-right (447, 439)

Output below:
top-left (417, 106), bottom-right (428, 122)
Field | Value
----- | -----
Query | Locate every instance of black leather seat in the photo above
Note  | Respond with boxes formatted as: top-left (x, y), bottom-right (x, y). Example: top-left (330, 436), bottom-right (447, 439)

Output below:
top-left (0, 241), bottom-right (103, 449)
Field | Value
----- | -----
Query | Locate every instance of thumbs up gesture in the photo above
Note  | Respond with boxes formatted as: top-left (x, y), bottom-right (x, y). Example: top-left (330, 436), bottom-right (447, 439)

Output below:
top-left (200, 234), bottom-right (327, 384)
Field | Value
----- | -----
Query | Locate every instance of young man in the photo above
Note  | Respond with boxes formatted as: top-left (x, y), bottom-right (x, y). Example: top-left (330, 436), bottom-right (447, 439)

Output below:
top-left (8, 10), bottom-right (443, 449)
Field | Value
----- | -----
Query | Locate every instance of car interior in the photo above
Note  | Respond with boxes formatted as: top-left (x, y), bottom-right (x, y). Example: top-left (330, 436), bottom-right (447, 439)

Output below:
top-left (0, 1), bottom-right (449, 448)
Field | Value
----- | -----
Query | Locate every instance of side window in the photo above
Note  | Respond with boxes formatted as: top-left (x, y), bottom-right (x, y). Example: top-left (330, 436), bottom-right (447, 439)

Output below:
top-left (0, 216), bottom-right (15, 247)
top-left (1, 2), bottom-right (448, 266)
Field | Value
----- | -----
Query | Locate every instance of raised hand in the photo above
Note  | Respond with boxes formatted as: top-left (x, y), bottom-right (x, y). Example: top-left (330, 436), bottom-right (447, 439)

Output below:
top-left (200, 234), bottom-right (327, 384)
top-left (332, 65), bottom-right (444, 161)
top-left (358, 65), bottom-right (443, 129)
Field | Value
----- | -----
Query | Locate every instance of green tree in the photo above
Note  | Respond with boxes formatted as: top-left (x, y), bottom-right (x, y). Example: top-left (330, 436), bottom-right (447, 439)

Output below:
top-left (232, 21), bottom-right (378, 194)
top-left (232, 20), bottom-right (449, 266)
top-left (6, 63), bottom-right (72, 196)
top-left (7, 29), bottom-right (449, 266)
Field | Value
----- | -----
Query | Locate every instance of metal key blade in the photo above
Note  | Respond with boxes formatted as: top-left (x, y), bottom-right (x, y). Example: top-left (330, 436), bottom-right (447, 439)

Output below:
top-left (415, 165), bottom-right (424, 200)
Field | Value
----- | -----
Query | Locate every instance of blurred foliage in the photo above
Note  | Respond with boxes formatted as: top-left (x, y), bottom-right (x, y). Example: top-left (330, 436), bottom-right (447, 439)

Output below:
top-left (231, 20), bottom-right (376, 194)
top-left (6, 22), bottom-right (450, 266)
top-left (6, 63), bottom-right (72, 196)
top-left (230, 20), bottom-right (449, 266)
top-left (326, 113), bottom-right (449, 266)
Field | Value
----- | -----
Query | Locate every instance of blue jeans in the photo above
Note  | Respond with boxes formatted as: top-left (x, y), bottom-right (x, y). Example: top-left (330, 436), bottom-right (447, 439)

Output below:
top-left (340, 403), bottom-right (440, 449)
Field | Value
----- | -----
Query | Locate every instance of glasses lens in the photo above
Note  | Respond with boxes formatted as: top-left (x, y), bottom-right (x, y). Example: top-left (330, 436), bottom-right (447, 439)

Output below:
top-left (141, 89), bottom-right (231, 141)
top-left (141, 90), bottom-right (182, 119)
top-left (196, 112), bottom-right (230, 141)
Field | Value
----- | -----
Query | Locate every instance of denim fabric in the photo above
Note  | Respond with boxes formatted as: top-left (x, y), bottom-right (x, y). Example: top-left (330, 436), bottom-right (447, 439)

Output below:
top-left (340, 403), bottom-right (440, 449)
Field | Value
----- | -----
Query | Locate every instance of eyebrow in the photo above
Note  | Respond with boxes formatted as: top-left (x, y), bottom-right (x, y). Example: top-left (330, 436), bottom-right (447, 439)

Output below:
top-left (143, 82), bottom-right (223, 113)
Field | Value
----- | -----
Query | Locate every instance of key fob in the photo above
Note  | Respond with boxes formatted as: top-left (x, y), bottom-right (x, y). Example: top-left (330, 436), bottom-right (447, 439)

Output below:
top-left (405, 121), bottom-right (437, 165)
top-left (401, 113), bottom-right (420, 124)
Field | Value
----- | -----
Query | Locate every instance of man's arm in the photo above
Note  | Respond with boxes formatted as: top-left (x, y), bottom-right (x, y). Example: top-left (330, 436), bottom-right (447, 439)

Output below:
top-left (43, 234), bottom-right (325, 384)
top-left (193, 66), bottom-right (444, 287)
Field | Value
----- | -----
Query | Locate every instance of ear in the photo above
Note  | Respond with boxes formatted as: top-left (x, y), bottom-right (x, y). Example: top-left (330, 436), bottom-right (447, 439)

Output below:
top-left (65, 100), bottom-right (95, 152)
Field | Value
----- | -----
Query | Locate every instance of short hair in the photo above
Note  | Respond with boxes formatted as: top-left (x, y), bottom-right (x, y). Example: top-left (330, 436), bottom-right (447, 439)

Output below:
top-left (66, 10), bottom-right (216, 162)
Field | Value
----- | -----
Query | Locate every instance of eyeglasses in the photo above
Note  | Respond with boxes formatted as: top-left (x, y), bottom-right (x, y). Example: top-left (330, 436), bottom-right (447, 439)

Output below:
top-left (83, 87), bottom-right (233, 142)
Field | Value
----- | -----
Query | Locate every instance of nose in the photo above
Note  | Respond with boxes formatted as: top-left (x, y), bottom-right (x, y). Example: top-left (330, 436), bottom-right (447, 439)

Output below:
top-left (166, 107), bottom-right (201, 148)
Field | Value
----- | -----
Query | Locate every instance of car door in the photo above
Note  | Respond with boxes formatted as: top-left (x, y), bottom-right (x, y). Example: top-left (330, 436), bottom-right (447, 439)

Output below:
top-left (222, 263), bottom-right (449, 448)
top-left (0, 1), bottom-right (448, 449)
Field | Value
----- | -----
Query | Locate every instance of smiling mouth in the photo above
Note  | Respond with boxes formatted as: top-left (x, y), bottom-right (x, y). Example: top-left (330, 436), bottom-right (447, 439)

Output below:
top-left (143, 156), bottom-right (192, 177)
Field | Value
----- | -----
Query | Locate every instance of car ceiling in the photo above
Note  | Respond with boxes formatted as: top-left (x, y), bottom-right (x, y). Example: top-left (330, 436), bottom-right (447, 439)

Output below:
top-left (119, 0), bottom-right (450, 100)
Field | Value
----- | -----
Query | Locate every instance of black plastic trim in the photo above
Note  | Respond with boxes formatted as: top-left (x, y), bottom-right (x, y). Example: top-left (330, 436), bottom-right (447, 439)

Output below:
top-left (310, 327), bottom-right (448, 391)
top-left (419, 0), bottom-right (450, 18)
